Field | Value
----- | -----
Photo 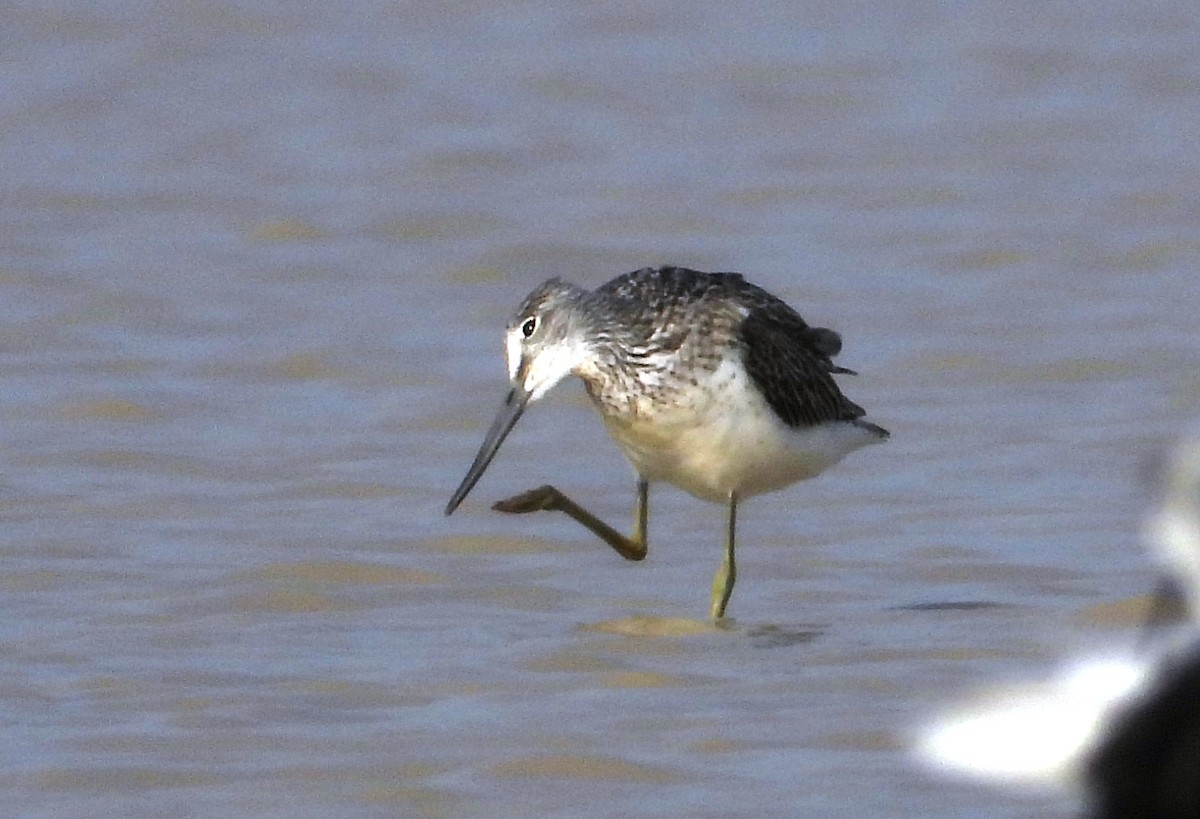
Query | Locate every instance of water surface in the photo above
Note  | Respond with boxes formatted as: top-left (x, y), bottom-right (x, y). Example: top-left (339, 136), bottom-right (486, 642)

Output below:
top-left (3, 2), bottom-right (1200, 817)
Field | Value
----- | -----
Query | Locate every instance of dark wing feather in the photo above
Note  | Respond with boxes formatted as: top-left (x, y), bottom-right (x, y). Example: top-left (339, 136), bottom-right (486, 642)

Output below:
top-left (1084, 649), bottom-right (1200, 819)
top-left (738, 302), bottom-right (867, 428)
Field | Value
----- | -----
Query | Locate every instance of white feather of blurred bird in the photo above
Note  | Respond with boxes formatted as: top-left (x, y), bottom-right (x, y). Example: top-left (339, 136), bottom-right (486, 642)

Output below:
top-left (915, 424), bottom-right (1200, 796)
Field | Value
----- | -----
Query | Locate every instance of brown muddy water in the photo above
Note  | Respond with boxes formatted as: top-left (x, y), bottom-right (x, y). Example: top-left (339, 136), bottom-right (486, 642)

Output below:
top-left (3, 2), bottom-right (1200, 817)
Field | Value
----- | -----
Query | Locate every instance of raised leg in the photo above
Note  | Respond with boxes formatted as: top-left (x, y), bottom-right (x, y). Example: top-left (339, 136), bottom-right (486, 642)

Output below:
top-left (710, 493), bottom-right (738, 620)
top-left (492, 479), bottom-right (648, 562)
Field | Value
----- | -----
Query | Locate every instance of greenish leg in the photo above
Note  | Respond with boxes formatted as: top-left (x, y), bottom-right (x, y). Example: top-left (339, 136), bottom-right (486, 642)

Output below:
top-left (710, 493), bottom-right (738, 620)
top-left (493, 479), bottom-right (649, 562)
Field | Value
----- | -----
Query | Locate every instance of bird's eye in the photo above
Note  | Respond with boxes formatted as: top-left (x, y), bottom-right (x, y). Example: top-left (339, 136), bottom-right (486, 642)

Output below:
top-left (521, 317), bottom-right (537, 338)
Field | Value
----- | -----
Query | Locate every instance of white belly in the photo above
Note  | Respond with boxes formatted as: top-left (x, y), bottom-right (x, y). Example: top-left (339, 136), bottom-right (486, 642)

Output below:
top-left (597, 359), bottom-right (883, 503)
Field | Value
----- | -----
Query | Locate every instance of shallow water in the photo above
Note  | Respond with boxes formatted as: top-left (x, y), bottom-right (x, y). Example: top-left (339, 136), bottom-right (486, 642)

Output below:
top-left (3, 2), bottom-right (1200, 817)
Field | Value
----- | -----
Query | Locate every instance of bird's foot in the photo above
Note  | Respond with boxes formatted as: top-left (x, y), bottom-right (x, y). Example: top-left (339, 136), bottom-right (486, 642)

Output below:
top-left (492, 485), bottom-right (563, 514)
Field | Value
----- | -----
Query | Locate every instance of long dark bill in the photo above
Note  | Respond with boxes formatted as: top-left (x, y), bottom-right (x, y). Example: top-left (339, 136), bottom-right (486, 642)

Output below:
top-left (445, 388), bottom-right (530, 516)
